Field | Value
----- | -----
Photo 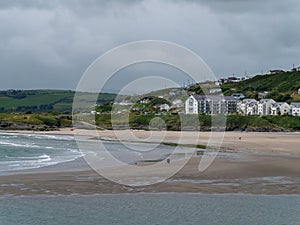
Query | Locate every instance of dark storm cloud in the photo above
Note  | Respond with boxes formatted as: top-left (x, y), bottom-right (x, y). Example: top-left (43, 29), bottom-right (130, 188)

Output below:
top-left (0, 0), bottom-right (299, 90)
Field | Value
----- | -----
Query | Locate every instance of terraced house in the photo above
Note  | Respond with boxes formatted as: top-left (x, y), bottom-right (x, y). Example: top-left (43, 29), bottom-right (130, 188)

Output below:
top-left (186, 95), bottom-right (300, 116)
top-left (257, 99), bottom-right (276, 115)
top-left (237, 99), bottom-right (257, 115)
top-left (270, 102), bottom-right (290, 115)
top-left (290, 102), bottom-right (300, 116)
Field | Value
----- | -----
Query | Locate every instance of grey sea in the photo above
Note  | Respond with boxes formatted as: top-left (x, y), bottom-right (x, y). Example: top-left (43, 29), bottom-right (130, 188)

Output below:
top-left (0, 132), bottom-right (80, 173)
top-left (0, 193), bottom-right (300, 225)
top-left (0, 132), bottom-right (179, 174)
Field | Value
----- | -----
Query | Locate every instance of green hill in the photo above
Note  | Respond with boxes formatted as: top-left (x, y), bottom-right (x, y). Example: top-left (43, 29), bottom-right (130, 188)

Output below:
top-left (221, 71), bottom-right (300, 102)
top-left (0, 90), bottom-right (117, 113)
top-left (187, 71), bottom-right (300, 102)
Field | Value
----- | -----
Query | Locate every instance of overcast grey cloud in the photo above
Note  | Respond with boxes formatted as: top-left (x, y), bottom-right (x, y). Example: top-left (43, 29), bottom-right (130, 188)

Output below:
top-left (0, 0), bottom-right (299, 90)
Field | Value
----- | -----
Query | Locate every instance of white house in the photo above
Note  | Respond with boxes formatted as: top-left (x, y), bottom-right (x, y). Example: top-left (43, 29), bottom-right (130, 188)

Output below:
top-left (159, 104), bottom-right (170, 111)
top-left (90, 110), bottom-right (100, 115)
top-left (237, 99), bottom-right (257, 115)
top-left (209, 88), bottom-right (222, 94)
top-left (231, 93), bottom-right (245, 99)
top-left (117, 102), bottom-right (133, 106)
top-left (291, 67), bottom-right (300, 72)
top-left (258, 91), bottom-right (269, 99)
top-left (185, 95), bottom-right (199, 114)
top-left (268, 69), bottom-right (284, 75)
top-left (172, 99), bottom-right (183, 108)
top-left (290, 102), bottom-right (300, 116)
top-left (139, 98), bottom-right (151, 104)
top-left (271, 102), bottom-right (290, 115)
top-left (257, 99), bottom-right (275, 115)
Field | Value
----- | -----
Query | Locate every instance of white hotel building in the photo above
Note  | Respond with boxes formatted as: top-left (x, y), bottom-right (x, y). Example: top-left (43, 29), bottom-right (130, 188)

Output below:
top-left (185, 95), bottom-right (238, 115)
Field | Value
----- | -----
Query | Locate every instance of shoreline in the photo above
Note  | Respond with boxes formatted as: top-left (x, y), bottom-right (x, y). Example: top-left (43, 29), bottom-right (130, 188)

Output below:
top-left (2, 192), bottom-right (300, 198)
top-left (0, 129), bottom-right (299, 196)
top-left (2, 128), bottom-right (300, 155)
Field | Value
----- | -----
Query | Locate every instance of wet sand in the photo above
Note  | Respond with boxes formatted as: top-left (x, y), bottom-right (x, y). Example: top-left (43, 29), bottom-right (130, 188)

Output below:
top-left (0, 129), bottom-right (300, 196)
top-left (1, 154), bottom-right (300, 195)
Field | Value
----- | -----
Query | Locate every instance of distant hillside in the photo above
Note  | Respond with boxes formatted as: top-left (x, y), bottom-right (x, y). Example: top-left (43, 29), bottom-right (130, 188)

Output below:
top-left (1, 71), bottom-right (300, 113)
top-left (0, 90), bottom-right (117, 113)
top-left (221, 71), bottom-right (300, 102)
top-left (187, 71), bottom-right (300, 102)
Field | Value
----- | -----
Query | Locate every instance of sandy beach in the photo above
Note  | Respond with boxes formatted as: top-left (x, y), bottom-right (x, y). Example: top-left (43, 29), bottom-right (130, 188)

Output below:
top-left (4, 128), bottom-right (300, 154)
top-left (0, 129), bottom-right (300, 195)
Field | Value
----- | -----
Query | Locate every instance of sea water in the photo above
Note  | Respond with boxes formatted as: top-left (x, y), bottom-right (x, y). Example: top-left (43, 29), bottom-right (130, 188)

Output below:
top-left (0, 193), bottom-right (299, 225)
top-left (0, 132), bottom-right (243, 174)
top-left (0, 133), bottom-right (81, 173)
top-left (0, 132), bottom-right (185, 174)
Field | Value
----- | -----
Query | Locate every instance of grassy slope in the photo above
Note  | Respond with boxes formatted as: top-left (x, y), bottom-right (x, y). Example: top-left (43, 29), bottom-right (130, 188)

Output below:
top-left (221, 71), bottom-right (300, 101)
top-left (0, 113), bottom-right (72, 127)
top-left (1, 111), bottom-right (299, 131)
top-left (94, 113), bottom-right (300, 131)
top-left (0, 90), bottom-right (73, 109)
top-left (0, 90), bottom-right (117, 112)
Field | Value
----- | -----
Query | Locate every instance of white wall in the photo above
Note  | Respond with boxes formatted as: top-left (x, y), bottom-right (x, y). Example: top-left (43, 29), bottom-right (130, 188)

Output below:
top-left (185, 96), bottom-right (198, 114)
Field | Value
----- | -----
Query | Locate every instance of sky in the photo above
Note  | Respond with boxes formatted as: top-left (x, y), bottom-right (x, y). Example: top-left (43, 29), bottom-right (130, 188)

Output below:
top-left (0, 0), bottom-right (299, 92)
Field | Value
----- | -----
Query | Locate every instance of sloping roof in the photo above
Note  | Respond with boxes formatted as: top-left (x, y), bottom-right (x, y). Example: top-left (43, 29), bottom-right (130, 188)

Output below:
top-left (190, 95), bottom-right (237, 102)
top-left (248, 102), bottom-right (258, 107)
top-left (241, 99), bottom-right (257, 104)
top-left (224, 96), bottom-right (237, 101)
top-left (206, 95), bottom-right (225, 101)
top-left (231, 93), bottom-right (245, 98)
top-left (291, 102), bottom-right (300, 108)
top-left (272, 102), bottom-right (289, 107)
top-left (191, 95), bottom-right (221, 101)
top-left (259, 99), bottom-right (275, 103)
top-left (192, 95), bottom-right (206, 101)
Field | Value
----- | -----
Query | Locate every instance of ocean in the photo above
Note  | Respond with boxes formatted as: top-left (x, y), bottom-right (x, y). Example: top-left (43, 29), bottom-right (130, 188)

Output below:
top-left (0, 132), bottom-right (81, 173)
top-left (0, 193), bottom-right (300, 225)
top-left (0, 132), bottom-right (187, 174)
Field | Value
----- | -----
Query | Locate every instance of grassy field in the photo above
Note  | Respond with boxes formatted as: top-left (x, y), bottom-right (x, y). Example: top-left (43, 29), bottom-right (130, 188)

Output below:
top-left (221, 71), bottom-right (300, 102)
top-left (0, 90), bottom-right (73, 109)
top-left (0, 113), bottom-right (72, 127)
top-left (0, 90), bottom-right (117, 112)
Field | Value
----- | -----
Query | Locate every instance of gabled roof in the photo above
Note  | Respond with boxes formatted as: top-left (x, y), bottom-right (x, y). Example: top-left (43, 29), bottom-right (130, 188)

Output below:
top-left (259, 99), bottom-right (275, 103)
top-left (241, 98), bottom-right (257, 103)
top-left (248, 102), bottom-right (258, 107)
top-left (271, 102), bottom-right (289, 107)
top-left (192, 95), bottom-right (206, 101)
top-left (291, 102), bottom-right (300, 108)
